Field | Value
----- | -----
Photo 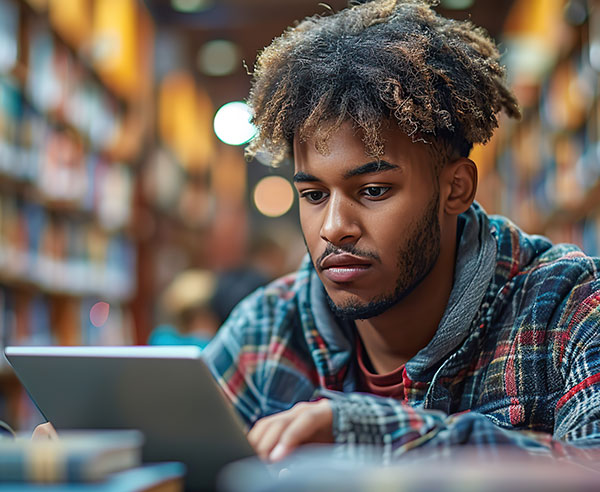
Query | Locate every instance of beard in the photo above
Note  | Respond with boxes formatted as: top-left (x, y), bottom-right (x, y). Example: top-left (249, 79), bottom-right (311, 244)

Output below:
top-left (321, 192), bottom-right (441, 320)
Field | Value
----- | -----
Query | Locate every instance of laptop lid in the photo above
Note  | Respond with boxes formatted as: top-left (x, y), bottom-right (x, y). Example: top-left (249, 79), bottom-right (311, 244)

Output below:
top-left (4, 345), bottom-right (256, 491)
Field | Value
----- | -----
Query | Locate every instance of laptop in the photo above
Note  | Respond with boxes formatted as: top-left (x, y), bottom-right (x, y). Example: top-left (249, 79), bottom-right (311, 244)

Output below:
top-left (4, 345), bottom-right (257, 491)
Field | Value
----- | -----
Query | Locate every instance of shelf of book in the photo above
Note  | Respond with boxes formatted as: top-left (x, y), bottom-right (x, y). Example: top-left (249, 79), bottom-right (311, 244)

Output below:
top-left (0, 0), bottom-right (153, 432)
top-left (476, 0), bottom-right (600, 256)
top-left (532, 177), bottom-right (600, 233)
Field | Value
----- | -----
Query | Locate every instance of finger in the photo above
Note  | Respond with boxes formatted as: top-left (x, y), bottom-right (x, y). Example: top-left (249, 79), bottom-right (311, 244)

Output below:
top-left (247, 417), bottom-right (271, 448)
top-left (32, 422), bottom-right (58, 440)
top-left (248, 402), bottom-right (305, 446)
top-left (248, 411), bottom-right (289, 449)
top-left (253, 418), bottom-right (290, 460)
top-left (269, 411), bottom-right (315, 462)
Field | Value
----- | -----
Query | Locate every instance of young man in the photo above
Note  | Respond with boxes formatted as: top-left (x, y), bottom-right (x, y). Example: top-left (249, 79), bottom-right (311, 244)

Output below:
top-left (200, 0), bottom-right (600, 465)
top-left (203, 0), bottom-right (600, 464)
top-left (31, 0), bottom-right (600, 469)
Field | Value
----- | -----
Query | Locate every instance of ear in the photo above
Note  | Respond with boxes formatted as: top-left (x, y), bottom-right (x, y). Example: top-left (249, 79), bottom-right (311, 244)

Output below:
top-left (440, 158), bottom-right (477, 216)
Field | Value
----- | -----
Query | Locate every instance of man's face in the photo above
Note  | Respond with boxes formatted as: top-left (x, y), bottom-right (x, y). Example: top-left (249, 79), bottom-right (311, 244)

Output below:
top-left (293, 123), bottom-right (442, 320)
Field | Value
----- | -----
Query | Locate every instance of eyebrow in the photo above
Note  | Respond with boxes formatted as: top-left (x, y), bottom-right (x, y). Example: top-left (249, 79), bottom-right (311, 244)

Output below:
top-left (293, 160), bottom-right (400, 183)
top-left (344, 160), bottom-right (399, 179)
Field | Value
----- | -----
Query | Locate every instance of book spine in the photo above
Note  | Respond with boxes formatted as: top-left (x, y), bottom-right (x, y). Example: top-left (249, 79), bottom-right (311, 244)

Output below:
top-left (0, 448), bottom-right (116, 482)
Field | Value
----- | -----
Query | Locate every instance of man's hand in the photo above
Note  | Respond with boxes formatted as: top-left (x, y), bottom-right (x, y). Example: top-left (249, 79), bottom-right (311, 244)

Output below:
top-left (31, 422), bottom-right (58, 440)
top-left (248, 399), bottom-right (333, 462)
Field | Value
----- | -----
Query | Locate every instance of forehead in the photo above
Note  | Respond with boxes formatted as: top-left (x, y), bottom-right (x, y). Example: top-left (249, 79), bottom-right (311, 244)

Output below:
top-left (292, 122), bottom-right (434, 174)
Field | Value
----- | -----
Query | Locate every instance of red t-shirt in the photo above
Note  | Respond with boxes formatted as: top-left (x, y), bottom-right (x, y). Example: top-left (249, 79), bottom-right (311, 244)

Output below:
top-left (356, 336), bottom-right (405, 399)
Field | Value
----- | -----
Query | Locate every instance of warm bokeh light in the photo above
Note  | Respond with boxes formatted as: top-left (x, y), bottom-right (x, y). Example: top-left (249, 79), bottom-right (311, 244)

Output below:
top-left (92, 0), bottom-right (139, 98)
top-left (213, 101), bottom-right (257, 146)
top-left (253, 176), bottom-right (294, 218)
top-left (158, 72), bottom-right (215, 170)
top-left (90, 301), bottom-right (110, 327)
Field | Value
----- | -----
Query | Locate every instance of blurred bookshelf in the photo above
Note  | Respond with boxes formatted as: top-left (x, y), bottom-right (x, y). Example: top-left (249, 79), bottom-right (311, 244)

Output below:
top-left (0, 0), bottom-right (153, 430)
top-left (476, 0), bottom-right (600, 256)
top-left (1, 0), bottom-right (596, 434)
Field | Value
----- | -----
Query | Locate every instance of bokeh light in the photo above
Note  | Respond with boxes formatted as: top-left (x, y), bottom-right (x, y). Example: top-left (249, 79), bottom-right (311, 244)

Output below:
top-left (90, 302), bottom-right (110, 327)
top-left (213, 101), bottom-right (257, 146)
top-left (197, 39), bottom-right (240, 77)
top-left (253, 176), bottom-right (294, 217)
top-left (439, 0), bottom-right (474, 9)
top-left (171, 0), bottom-right (213, 13)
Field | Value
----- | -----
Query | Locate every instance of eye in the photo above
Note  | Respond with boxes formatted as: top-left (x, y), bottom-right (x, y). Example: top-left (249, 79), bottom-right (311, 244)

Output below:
top-left (362, 186), bottom-right (390, 199)
top-left (300, 190), bottom-right (328, 204)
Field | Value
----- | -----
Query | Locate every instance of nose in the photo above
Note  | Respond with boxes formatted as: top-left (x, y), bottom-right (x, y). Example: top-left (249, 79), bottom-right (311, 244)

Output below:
top-left (319, 193), bottom-right (361, 246)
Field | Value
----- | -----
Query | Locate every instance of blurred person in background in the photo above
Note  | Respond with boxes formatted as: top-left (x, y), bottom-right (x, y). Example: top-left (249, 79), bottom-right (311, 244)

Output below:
top-left (149, 265), bottom-right (269, 349)
top-left (211, 268), bottom-right (269, 328)
top-left (246, 225), bottom-right (308, 281)
top-left (210, 228), bottom-right (302, 323)
top-left (201, 0), bottom-right (600, 468)
top-left (148, 269), bottom-right (220, 349)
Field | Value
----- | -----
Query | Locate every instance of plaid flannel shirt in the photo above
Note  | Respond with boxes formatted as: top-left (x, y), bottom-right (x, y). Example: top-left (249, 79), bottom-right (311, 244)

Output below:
top-left (203, 205), bottom-right (600, 464)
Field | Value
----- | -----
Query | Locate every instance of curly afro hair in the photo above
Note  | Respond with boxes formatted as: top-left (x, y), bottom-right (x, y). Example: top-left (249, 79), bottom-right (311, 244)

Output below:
top-left (246, 0), bottom-right (520, 167)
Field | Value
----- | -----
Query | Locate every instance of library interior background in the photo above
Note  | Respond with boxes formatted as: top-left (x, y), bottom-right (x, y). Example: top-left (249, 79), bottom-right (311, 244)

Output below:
top-left (0, 0), bottom-right (597, 431)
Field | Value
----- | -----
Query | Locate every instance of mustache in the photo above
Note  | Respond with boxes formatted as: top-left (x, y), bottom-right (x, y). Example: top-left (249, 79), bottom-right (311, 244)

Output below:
top-left (316, 243), bottom-right (380, 270)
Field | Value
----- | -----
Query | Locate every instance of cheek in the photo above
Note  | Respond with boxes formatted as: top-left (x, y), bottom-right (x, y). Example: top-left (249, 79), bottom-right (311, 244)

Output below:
top-left (367, 211), bottom-right (411, 245)
top-left (299, 208), bottom-right (321, 248)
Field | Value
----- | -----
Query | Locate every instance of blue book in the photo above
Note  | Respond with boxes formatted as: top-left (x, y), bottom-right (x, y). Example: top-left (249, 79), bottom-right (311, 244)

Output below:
top-left (0, 430), bottom-right (143, 483)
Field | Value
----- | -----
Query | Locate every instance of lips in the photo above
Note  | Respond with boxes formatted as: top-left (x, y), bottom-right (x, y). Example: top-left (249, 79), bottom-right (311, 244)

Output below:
top-left (319, 253), bottom-right (372, 283)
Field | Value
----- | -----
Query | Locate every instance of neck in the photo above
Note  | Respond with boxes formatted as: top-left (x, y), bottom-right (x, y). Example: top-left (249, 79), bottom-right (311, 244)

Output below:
top-left (355, 222), bottom-right (457, 374)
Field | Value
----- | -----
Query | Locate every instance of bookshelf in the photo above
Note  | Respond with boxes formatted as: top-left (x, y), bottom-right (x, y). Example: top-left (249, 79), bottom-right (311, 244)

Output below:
top-left (476, 0), bottom-right (600, 256)
top-left (0, 0), bottom-right (152, 431)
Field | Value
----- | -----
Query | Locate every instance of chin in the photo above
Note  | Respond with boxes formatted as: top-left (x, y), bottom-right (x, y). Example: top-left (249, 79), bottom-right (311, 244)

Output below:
top-left (325, 289), bottom-right (367, 308)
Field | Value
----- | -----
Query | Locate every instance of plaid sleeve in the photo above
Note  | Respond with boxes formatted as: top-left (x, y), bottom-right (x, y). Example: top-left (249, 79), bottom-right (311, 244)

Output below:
top-left (203, 278), bottom-right (318, 430)
top-left (324, 390), bottom-right (600, 466)
top-left (202, 290), bottom-right (268, 429)
top-left (553, 289), bottom-right (600, 450)
top-left (321, 389), bottom-right (447, 462)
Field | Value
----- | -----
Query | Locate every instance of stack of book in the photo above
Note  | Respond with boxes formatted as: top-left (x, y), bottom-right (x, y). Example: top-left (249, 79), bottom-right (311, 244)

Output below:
top-left (0, 430), bottom-right (185, 491)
